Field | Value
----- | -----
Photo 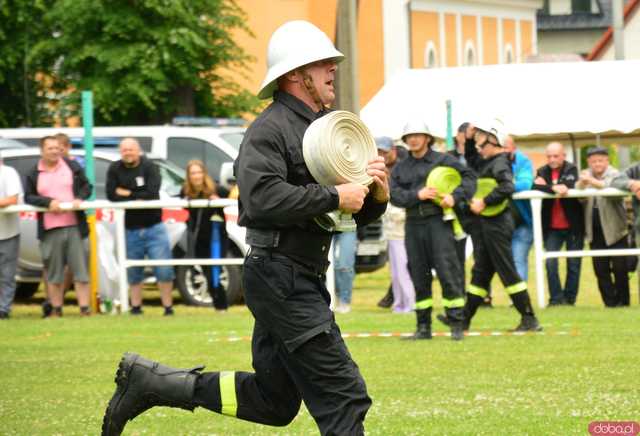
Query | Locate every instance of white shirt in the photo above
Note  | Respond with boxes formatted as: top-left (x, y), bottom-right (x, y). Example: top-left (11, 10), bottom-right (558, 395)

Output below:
top-left (0, 164), bottom-right (23, 240)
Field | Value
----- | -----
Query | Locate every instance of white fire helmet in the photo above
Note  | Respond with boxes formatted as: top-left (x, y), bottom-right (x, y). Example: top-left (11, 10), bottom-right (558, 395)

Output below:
top-left (258, 20), bottom-right (344, 100)
top-left (474, 117), bottom-right (507, 147)
top-left (401, 120), bottom-right (432, 143)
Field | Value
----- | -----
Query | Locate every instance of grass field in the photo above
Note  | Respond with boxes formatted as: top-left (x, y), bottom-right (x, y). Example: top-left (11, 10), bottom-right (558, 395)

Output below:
top-left (1, 261), bottom-right (639, 435)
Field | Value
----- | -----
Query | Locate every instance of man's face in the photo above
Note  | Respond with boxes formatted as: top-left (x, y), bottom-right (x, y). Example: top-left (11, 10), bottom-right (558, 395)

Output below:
top-left (503, 136), bottom-right (515, 155)
top-left (303, 59), bottom-right (338, 106)
top-left (455, 131), bottom-right (466, 148)
top-left (546, 145), bottom-right (565, 169)
top-left (41, 138), bottom-right (61, 164)
top-left (588, 154), bottom-right (609, 176)
top-left (377, 147), bottom-right (397, 167)
top-left (120, 139), bottom-right (142, 166)
top-left (404, 134), bottom-right (429, 153)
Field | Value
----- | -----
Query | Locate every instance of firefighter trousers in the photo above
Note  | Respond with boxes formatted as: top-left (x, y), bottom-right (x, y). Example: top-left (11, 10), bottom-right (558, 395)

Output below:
top-left (467, 213), bottom-right (534, 320)
top-left (405, 216), bottom-right (465, 325)
top-left (192, 249), bottom-right (371, 436)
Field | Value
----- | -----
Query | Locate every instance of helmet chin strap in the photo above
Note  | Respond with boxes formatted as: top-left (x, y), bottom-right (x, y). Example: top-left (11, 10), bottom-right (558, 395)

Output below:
top-left (299, 68), bottom-right (326, 112)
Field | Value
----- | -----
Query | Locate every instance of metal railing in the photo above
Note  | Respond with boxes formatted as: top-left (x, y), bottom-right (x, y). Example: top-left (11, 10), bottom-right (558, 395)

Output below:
top-left (513, 187), bottom-right (636, 308)
top-left (3, 198), bottom-right (242, 312)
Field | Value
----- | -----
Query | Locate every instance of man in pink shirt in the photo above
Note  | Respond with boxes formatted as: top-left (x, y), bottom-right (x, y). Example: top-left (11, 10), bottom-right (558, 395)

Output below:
top-left (25, 136), bottom-right (93, 317)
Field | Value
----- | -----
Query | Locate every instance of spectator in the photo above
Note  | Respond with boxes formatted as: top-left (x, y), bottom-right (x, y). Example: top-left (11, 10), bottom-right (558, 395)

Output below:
top-left (24, 135), bottom-right (92, 317)
top-left (106, 138), bottom-right (175, 316)
top-left (577, 146), bottom-right (630, 307)
top-left (612, 158), bottom-right (640, 304)
top-left (504, 135), bottom-right (534, 281)
top-left (332, 230), bottom-right (357, 314)
top-left (378, 136), bottom-right (414, 313)
top-left (55, 132), bottom-right (85, 167)
top-left (533, 142), bottom-right (584, 306)
top-left (181, 160), bottom-right (228, 311)
top-left (0, 152), bottom-right (23, 319)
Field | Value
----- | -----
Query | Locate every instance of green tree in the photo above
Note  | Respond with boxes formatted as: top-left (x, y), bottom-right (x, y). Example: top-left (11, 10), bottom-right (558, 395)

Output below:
top-left (31, 0), bottom-right (259, 125)
top-left (0, 0), bottom-right (52, 127)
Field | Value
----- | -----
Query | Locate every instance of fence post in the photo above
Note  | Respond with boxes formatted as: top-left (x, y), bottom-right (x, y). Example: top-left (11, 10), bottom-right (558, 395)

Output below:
top-left (531, 198), bottom-right (546, 308)
top-left (114, 209), bottom-right (129, 313)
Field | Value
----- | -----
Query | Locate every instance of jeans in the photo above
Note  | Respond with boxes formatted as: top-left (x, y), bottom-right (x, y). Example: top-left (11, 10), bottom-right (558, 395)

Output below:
top-left (0, 235), bottom-right (19, 314)
top-left (126, 222), bottom-right (175, 285)
top-left (512, 225), bottom-right (533, 281)
top-left (544, 229), bottom-right (584, 304)
top-left (333, 232), bottom-right (357, 304)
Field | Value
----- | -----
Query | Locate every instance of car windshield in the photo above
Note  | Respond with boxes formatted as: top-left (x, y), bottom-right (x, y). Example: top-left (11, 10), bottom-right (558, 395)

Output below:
top-left (219, 132), bottom-right (244, 150)
top-left (152, 159), bottom-right (185, 198)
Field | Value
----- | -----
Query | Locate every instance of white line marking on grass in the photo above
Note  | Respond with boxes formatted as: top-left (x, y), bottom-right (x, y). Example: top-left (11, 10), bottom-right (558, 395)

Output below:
top-left (208, 330), bottom-right (574, 342)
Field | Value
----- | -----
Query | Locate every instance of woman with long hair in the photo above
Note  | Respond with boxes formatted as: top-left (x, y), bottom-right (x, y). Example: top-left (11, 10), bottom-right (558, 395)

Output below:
top-left (181, 160), bottom-right (228, 311)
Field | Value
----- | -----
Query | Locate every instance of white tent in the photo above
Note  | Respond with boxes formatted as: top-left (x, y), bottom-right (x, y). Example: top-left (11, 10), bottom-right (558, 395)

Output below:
top-left (360, 60), bottom-right (640, 142)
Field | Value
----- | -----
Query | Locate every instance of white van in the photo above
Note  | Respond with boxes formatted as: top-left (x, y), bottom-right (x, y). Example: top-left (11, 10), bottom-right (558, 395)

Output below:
top-left (0, 119), bottom-right (243, 191)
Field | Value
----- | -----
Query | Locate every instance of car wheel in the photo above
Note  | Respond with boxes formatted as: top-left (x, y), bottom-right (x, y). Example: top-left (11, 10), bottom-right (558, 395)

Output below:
top-left (15, 282), bottom-right (41, 300)
top-left (175, 248), bottom-right (244, 306)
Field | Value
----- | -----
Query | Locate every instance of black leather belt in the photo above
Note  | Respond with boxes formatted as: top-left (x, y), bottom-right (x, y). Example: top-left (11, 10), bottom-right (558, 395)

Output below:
top-left (406, 202), bottom-right (441, 219)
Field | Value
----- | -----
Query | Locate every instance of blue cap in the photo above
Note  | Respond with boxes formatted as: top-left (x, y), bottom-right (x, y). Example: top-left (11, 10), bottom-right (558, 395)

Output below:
top-left (375, 136), bottom-right (394, 151)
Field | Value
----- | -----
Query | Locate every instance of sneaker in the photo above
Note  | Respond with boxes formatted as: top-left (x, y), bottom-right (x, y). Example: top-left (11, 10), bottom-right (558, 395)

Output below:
top-left (0, 311), bottom-right (9, 319)
top-left (42, 301), bottom-right (53, 318)
top-left (510, 315), bottom-right (543, 332)
top-left (163, 307), bottom-right (174, 316)
top-left (334, 303), bottom-right (351, 314)
top-left (130, 306), bottom-right (144, 316)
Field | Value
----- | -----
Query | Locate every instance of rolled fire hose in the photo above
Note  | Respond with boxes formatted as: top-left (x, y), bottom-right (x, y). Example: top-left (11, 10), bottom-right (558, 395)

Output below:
top-left (303, 110), bottom-right (378, 232)
top-left (474, 178), bottom-right (509, 217)
top-left (425, 167), bottom-right (466, 240)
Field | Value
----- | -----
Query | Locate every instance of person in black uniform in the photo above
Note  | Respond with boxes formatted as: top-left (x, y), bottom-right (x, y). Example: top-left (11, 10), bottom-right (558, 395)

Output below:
top-left (101, 20), bottom-right (388, 436)
top-left (390, 120), bottom-right (475, 341)
top-left (438, 119), bottom-right (542, 332)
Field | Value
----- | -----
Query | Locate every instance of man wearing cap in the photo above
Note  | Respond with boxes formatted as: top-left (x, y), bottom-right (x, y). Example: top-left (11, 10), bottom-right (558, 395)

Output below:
top-left (390, 120), bottom-right (475, 340)
top-left (378, 137), bottom-right (415, 313)
top-left (102, 20), bottom-right (389, 436)
top-left (533, 142), bottom-right (584, 306)
top-left (438, 119), bottom-right (542, 332)
top-left (578, 147), bottom-right (630, 307)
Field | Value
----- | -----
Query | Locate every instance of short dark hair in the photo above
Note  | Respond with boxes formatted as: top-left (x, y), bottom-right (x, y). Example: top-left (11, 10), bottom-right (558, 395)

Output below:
top-left (457, 122), bottom-right (470, 133)
top-left (39, 135), bottom-right (58, 148)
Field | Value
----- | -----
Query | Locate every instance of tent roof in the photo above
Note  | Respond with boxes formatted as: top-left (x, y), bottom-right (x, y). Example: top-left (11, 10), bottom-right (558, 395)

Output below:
top-left (360, 60), bottom-right (640, 141)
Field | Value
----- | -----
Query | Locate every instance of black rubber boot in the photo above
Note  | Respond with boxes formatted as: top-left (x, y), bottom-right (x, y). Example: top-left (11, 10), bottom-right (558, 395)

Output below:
top-left (102, 352), bottom-right (204, 436)
top-left (403, 309), bottom-right (432, 340)
top-left (510, 315), bottom-right (543, 332)
top-left (450, 324), bottom-right (465, 341)
top-left (402, 323), bottom-right (432, 340)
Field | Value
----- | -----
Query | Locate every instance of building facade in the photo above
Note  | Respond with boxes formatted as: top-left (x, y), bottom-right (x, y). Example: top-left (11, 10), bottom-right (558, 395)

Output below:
top-left (233, 0), bottom-right (541, 108)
